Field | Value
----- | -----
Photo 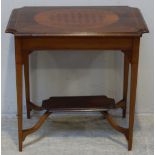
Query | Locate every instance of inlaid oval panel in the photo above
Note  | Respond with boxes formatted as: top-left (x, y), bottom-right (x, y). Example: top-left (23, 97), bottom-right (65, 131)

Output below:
top-left (34, 9), bottom-right (119, 29)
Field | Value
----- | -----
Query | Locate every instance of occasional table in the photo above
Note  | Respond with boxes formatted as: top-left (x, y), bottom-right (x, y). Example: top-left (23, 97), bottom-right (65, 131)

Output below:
top-left (6, 6), bottom-right (149, 151)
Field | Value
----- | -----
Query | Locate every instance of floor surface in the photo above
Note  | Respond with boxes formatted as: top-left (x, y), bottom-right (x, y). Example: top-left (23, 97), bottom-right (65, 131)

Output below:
top-left (2, 112), bottom-right (154, 155)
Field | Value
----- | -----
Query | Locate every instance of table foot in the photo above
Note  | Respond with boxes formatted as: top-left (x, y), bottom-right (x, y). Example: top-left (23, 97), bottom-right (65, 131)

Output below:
top-left (18, 130), bottom-right (23, 152)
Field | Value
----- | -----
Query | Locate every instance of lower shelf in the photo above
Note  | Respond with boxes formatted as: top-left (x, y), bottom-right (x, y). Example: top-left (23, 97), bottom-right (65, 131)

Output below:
top-left (42, 95), bottom-right (115, 112)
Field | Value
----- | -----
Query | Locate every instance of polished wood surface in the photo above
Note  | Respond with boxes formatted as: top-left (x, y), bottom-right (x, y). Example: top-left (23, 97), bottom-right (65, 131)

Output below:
top-left (42, 96), bottom-right (115, 111)
top-left (5, 6), bottom-right (149, 151)
top-left (22, 111), bottom-right (52, 141)
top-left (6, 6), bottom-right (148, 36)
top-left (101, 111), bottom-right (129, 140)
top-left (122, 51), bottom-right (130, 118)
top-left (23, 50), bottom-right (31, 119)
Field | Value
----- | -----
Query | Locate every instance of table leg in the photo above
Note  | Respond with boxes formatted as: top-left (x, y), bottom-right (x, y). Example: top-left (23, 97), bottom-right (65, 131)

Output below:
top-left (122, 51), bottom-right (129, 118)
top-left (24, 52), bottom-right (31, 119)
top-left (15, 37), bottom-right (23, 151)
top-left (128, 38), bottom-right (140, 150)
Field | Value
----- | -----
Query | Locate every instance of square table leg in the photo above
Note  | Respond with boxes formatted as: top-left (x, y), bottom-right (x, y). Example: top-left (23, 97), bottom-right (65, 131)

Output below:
top-left (24, 51), bottom-right (31, 119)
top-left (122, 51), bottom-right (129, 118)
top-left (128, 37), bottom-right (140, 150)
top-left (15, 37), bottom-right (23, 151)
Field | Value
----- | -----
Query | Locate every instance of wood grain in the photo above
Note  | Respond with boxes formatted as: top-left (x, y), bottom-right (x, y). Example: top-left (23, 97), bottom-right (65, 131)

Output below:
top-left (6, 6), bottom-right (148, 36)
top-left (5, 6), bottom-right (149, 152)
top-left (42, 96), bottom-right (115, 111)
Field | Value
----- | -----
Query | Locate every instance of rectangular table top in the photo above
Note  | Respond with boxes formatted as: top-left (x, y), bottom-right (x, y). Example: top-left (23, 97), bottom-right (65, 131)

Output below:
top-left (6, 6), bottom-right (148, 37)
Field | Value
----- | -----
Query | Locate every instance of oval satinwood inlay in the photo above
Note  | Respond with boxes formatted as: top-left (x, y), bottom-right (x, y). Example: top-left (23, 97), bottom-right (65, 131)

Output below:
top-left (34, 9), bottom-right (119, 29)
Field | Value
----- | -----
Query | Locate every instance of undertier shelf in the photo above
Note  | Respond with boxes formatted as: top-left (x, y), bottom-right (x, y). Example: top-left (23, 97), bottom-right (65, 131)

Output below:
top-left (42, 95), bottom-right (115, 112)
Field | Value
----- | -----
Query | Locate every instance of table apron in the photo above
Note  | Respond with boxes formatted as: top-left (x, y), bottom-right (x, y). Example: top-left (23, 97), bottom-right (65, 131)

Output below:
top-left (21, 37), bottom-right (133, 51)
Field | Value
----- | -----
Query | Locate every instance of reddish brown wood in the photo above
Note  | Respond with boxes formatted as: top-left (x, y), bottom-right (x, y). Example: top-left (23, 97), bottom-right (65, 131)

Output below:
top-left (6, 6), bottom-right (148, 37)
top-left (122, 51), bottom-right (130, 118)
top-left (21, 37), bottom-right (133, 51)
top-left (30, 102), bottom-right (44, 111)
top-left (5, 6), bottom-right (149, 152)
top-left (23, 51), bottom-right (31, 119)
top-left (23, 111), bottom-right (52, 141)
top-left (128, 38), bottom-right (140, 150)
top-left (15, 37), bottom-right (23, 152)
top-left (42, 96), bottom-right (115, 111)
top-left (115, 99), bottom-right (126, 109)
top-left (101, 111), bottom-right (129, 140)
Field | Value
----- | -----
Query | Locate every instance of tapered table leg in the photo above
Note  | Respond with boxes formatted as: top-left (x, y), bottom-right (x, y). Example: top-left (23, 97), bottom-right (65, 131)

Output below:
top-left (128, 38), bottom-right (140, 150)
top-left (15, 37), bottom-right (23, 151)
top-left (24, 51), bottom-right (31, 119)
top-left (122, 51), bottom-right (129, 118)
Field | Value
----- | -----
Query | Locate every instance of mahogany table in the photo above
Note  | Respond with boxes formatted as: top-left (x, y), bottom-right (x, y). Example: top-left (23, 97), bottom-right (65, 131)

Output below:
top-left (6, 6), bottom-right (149, 151)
